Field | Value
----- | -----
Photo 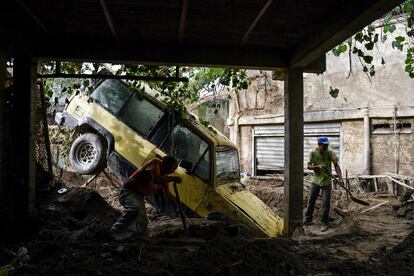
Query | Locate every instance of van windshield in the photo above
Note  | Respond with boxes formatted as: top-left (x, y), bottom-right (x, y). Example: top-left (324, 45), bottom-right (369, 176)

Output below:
top-left (216, 146), bottom-right (240, 185)
top-left (90, 80), bottom-right (131, 114)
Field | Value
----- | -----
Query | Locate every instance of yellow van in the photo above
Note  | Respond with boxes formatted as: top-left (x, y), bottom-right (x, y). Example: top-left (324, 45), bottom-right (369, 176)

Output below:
top-left (56, 79), bottom-right (283, 237)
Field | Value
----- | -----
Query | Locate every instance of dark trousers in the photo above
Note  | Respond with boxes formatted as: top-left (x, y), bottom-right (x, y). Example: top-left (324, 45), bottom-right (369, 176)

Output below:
top-left (112, 187), bottom-right (149, 237)
top-left (305, 183), bottom-right (332, 225)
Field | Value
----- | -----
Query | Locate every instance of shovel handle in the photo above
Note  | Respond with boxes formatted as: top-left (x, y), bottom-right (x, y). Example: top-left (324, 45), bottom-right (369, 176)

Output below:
top-left (320, 166), bottom-right (370, 206)
top-left (173, 181), bottom-right (189, 238)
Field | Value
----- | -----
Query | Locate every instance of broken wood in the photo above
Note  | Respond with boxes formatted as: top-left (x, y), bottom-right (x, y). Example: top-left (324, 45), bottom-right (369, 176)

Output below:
top-left (374, 177), bottom-right (379, 195)
top-left (102, 170), bottom-right (120, 188)
top-left (345, 170), bottom-right (349, 202)
top-left (361, 201), bottom-right (389, 214)
top-left (81, 173), bottom-right (100, 188)
top-left (387, 176), bottom-right (414, 190)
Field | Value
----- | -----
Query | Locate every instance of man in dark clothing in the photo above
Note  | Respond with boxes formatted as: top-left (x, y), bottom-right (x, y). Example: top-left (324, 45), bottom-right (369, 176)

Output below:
top-left (111, 155), bottom-right (182, 239)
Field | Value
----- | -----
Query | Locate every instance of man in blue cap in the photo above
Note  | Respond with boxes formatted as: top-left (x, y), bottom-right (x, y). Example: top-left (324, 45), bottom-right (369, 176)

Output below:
top-left (304, 136), bottom-right (343, 232)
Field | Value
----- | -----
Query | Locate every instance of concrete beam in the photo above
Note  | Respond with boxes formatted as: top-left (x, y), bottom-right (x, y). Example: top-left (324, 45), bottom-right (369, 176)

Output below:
top-left (283, 69), bottom-right (304, 236)
top-left (0, 53), bottom-right (5, 236)
top-left (4, 36), bottom-right (320, 72)
top-left (237, 105), bottom-right (414, 126)
top-left (28, 38), bottom-right (290, 70)
top-left (291, 0), bottom-right (405, 68)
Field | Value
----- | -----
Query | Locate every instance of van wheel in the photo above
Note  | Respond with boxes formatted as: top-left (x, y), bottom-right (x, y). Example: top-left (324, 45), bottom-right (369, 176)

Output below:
top-left (69, 133), bottom-right (107, 174)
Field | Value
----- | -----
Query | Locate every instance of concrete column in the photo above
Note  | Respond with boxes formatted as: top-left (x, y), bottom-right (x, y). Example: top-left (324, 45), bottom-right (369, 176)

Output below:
top-left (0, 53), bottom-right (6, 236)
top-left (363, 108), bottom-right (370, 175)
top-left (10, 56), bottom-right (37, 233)
top-left (283, 69), bottom-right (304, 236)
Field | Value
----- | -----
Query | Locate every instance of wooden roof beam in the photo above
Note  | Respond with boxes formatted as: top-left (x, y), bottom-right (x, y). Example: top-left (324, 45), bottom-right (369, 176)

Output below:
top-left (100, 0), bottom-right (118, 39)
top-left (290, 0), bottom-right (405, 69)
top-left (178, 0), bottom-right (190, 43)
top-left (241, 0), bottom-right (273, 44)
top-left (17, 0), bottom-right (47, 32)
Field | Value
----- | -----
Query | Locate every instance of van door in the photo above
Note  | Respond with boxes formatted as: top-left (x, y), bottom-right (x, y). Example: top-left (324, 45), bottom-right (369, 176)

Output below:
top-left (147, 123), bottom-right (211, 216)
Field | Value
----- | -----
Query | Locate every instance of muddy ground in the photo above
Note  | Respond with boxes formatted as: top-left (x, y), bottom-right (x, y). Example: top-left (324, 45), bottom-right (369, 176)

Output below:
top-left (1, 171), bottom-right (414, 275)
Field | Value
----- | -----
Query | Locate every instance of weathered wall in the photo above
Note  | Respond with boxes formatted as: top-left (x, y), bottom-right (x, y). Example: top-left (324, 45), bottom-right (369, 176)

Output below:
top-left (239, 125), bottom-right (253, 173)
top-left (341, 120), bottom-right (365, 175)
top-left (199, 22), bottom-right (414, 177)
top-left (304, 23), bottom-right (414, 110)
top-left (371, 118), bottom-right (414, 175)
top-left (229, 72), bottom-right (284, 118)
top-left (197, 98), bottom-right (230, 137)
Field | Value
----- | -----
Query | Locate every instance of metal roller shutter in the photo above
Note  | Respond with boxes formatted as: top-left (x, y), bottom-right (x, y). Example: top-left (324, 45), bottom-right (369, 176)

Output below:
top-left (254, 123), bottom-right (341, 173)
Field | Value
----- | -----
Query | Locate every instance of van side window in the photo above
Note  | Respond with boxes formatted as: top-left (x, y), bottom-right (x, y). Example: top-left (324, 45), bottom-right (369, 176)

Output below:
top-left (161, 125), bottom-right (210, 182)
top-left (119, 94), bottom-right (165, 137)
top-left (90, 80), bottom-right (131, 114)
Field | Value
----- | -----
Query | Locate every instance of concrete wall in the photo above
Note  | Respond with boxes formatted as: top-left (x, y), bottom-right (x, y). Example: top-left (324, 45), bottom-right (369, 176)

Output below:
top-left (341, 120), bottom-right (365, 175)
top-left (371, 118), bottom-right (414, 176)
top-left (198, 22), bottom-right (414, 177)
top-left (197, 98), bottom-right (230, 137)
top-left (239, 125), bottom-right (253, 173)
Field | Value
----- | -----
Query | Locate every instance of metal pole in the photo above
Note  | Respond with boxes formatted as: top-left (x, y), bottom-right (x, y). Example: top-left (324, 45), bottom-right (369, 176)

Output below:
top-left (363, 107), bottom-right (370, 175)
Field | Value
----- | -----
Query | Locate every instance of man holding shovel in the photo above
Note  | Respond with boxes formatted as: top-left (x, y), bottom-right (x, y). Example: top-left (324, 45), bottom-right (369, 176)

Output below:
top-left (111, 155), bottom-right (182, 240)
top-left (304, 136), bottom-right (343, 232)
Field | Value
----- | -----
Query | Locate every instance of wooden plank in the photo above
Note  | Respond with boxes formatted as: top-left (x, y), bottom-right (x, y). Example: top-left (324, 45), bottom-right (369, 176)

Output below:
top-left (178, 0), bottom-right (189, 43)
top-left (81, 173), bottom-right (101, 188)
top-left (387, 176), bottom-right (414, 190)
top-left (241, 0), bottom-right (273, 44)
top-left (100, 0), bottom-right (117, 39)
top-left (358, 175), bottom-right (388, 179)
top-left (290, 0), bottom-right (405, 68)
top-left (361, 201), bottom-right (389, 214)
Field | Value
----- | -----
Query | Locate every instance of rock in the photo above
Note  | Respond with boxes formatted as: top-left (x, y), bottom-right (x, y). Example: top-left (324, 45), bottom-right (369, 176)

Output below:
top-left (100, 252), bottom-right (110, 258)
top-left (115, 245), bottom-right (125, 253)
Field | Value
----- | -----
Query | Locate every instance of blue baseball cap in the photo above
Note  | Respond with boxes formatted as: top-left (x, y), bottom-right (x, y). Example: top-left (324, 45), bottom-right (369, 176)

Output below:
top-left (317, 136), bottom-right (329, 145)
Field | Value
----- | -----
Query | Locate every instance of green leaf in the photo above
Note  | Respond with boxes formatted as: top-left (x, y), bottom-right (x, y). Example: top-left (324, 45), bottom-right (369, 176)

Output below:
top-left (363, 55), bottom-right (373, 64)
top-left (365, 42), bottom-right (374, 50)
top-left (355, 32), bottom-right (363, 42)
top-left (395, 36), bottom-right (406, 43)
top-left (368, 25), bottom-right (375, 34)
top-left (389, 24), bottom-right (396, 33)
top-left (329, 86), bottom-right (339, 98)
top-left (369, 66), bottom-right (376, 76)
top-left (83, 79), bottom-right (90, 87)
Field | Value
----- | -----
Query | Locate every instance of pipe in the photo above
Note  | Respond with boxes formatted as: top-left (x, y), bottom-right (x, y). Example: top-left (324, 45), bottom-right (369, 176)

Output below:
top-left (233, 93), bottom-right (241, 148)
top-left (363, 107), bottom-right (371, 175)
top-left (393, 105), bottom-right (399, 174)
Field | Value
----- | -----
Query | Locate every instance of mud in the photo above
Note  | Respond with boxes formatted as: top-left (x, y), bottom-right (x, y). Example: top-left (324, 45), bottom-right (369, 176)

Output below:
top-left (1, 172), bottom-right (414, 275)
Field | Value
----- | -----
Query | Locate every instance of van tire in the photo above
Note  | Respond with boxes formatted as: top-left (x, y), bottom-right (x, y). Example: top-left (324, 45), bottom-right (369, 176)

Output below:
top-left (69, 133), bottom-right (107, 174)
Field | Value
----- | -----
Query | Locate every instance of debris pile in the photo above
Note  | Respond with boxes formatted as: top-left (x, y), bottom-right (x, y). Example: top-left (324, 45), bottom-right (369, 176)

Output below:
top-left (0, 173), bottom-right (413, 275)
